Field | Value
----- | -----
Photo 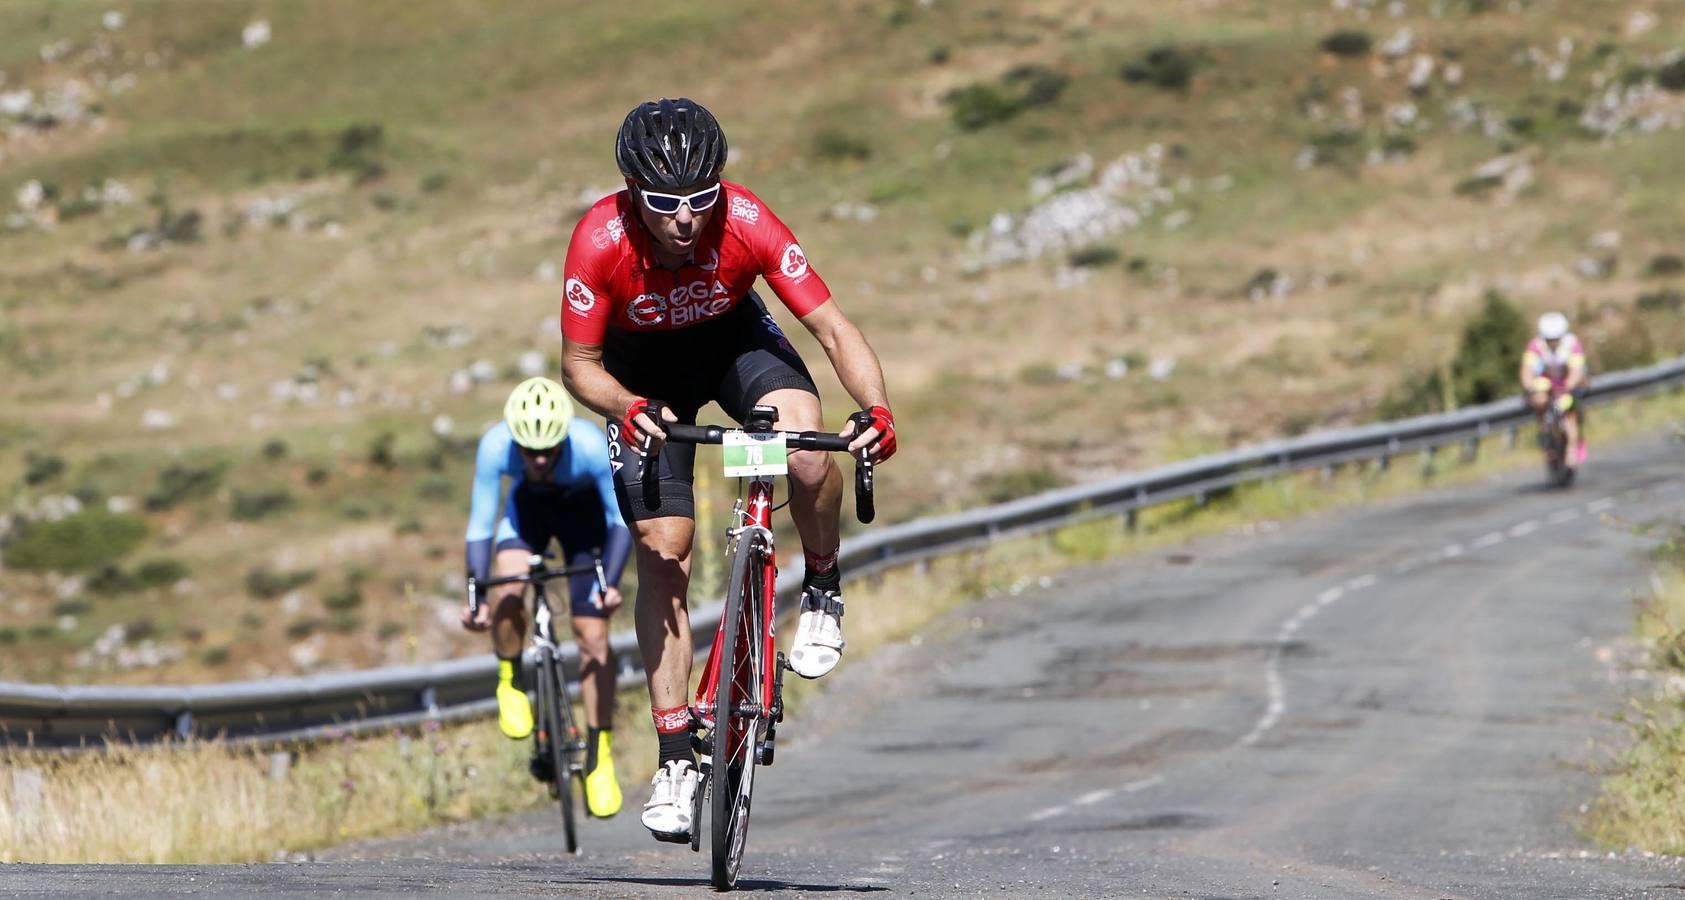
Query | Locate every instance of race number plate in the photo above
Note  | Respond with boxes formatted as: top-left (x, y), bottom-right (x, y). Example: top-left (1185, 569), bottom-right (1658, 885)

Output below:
top-left (722, 433), bottom-right (788, 478)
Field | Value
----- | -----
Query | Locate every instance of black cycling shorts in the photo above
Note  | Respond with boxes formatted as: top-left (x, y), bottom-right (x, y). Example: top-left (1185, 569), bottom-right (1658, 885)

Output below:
top-left (602, 291), bottom-right (817, 522)
top-left (494, 480), bottom-right (612, 619)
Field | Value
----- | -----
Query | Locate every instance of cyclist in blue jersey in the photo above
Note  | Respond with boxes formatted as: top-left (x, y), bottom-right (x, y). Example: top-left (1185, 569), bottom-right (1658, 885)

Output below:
top-left (462, 377), bottom-right (634, 817)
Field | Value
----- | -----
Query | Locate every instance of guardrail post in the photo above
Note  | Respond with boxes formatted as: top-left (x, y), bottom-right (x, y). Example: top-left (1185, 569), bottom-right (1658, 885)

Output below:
top-left (1319, 464), bottom-right (1334, 484)
top-left (174, 711), bottom-right (193, 740)
top-left (1375, 454), bottom-right (1389, 473)
top-left (1505, 426), bottom-right (1518, 450)
top-left (268, 751), bottom-right (292, 782)
top-left (1421, 445), bottom-right (1437, 478)
top-left (1124, 508), bottom-right (1138, 532)
top-left (1461, 437), bottom-right (1478, 462)
top-left (420, 685), bottom-right (438, 714)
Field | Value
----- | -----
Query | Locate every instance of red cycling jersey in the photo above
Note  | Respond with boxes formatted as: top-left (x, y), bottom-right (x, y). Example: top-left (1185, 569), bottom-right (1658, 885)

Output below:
top-left (560, 182), bottom-right (831, 344)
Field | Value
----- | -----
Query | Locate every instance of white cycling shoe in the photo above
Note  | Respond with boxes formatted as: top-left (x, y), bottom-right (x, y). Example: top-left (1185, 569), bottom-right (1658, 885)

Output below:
top-left (641, 759), bottom-right (698, 841)
top-left (788, 588), bottom-right (844, 679)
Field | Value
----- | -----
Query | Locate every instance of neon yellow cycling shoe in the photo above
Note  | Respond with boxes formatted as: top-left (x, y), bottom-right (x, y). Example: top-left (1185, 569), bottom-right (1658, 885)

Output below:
top-left (583, 730), bottom-right (623, 818)
top-left (496, 660), bottom-right (533, 740)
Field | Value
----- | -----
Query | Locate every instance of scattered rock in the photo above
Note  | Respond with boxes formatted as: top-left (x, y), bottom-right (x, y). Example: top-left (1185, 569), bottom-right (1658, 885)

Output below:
top-left (1149, 357), bottom-right (1178, 381)
top-left (431, 415), bottom-right (454, 437)
top-left (242, 20), bottom-right (272, 50)
top-left (517, 351), bottom-right (546, 377)
top-left (140, 409), bottom-right (177, 430)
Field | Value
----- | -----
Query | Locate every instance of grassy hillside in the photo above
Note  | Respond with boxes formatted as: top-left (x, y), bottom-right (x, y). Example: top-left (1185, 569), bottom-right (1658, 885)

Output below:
top-left (1, 0), bottom-right (1683, 683)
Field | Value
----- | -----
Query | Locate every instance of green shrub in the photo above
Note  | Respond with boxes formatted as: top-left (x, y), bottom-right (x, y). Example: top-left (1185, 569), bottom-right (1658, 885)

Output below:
top-left (230, 489), bottom-right (294, 521)
top-left (24, 452), bottom-right (65, 486)
top-left (0, 628), bottom-right (17, 644)
top-left (246, 566), bottom-right (315, 599)
top-left (1454, 174), bottom-right (1504, 198)
top-left (328, 612), bottom-right (364, 634)
top-left (135, 558), bottom-right (189, 588)
top-left (52, 599), bottom-right (91, 616)
top-left (419, 172), bottom-right (450, 193)
top-left (1121, 45), bottom-right (1197, 91)
top-left (145, 463), bottom-right (224, 511)
top-left (1068, 245), bottom-right (1121, 268)
top-left (417, 477), bottom-right (454, 501)
top-left (812, 127), bottom-right (872, 162)
top-left (1645, 254), bottom-right (1684, 277)
top-left (949, 82), bottom-right (1021, 130)
top-left (1378, 291), bottom-right (1530, 418)
top-left (262, 438), bottom-right (289, 460)
top-left (1659, 58), bottom-right (1685, 93)
top-left (88, 563), bottom-right (138, 594)
top-left (200, 646), bottom-right (231, 666)
top-left (1004, 64), bottom-right (1069, 108)
top-left (285, 618), bottom-right (322, 639)
top-left (377, 621), bottom-right (404, 640)
top-left (1320, 30), bottom-right (1373, 58)
top-left (1637, 289), bottom-right (1684, 312)
top-left (126, 617), bottom-right (158, 641)
top-left (3, 510), bottom-right (147, 573)
top-left (368, 431), bottom-right (398, 470)
top-left (329, 123), bottom-right (386, 184)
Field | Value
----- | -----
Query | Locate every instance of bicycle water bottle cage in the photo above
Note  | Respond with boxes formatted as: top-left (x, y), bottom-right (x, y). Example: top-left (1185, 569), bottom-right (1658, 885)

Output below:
top-left (746, 405), bottom-right (778, 433)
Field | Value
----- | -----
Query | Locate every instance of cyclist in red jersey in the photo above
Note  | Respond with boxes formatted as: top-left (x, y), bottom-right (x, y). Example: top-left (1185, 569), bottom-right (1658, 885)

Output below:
top-left (558, 98), bottom-right (896, 843)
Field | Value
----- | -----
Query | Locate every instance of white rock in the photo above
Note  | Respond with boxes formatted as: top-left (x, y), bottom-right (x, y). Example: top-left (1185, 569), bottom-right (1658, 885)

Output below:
top-left (148, 360), bottom-right (170, 385)
top-left (1379, 28), bottom-right (1414, 59)
top-left (107, 496), bottom-right (137, 514)
top-left (58, 616), bottom-right (78, 632)
top-left (15, 179), bottom-right (43, 211)
top-left (448, 370), bottom-right (474, 395)
top-left (1626, 10), bottom-right (1658, 37)
top-left (1056, 361), bottom-right (1085, 381)
top-left (1104, 358), bottom-right (1129, 380)
top-left (431, 414), bottom-right (454, 437)
top-left (534, 260), bottom-right (558, 283)
top-left (468, 359), bottom-right (497, 383)
top-left (517, 351), bottom-right (546, 377)
top-left (1407, 55), bottom-right (1436, 92)
top-left (1162, 210), bottom-right (1192, 231)
top-left (141, 409), bottom-right (177, 430)
top-left (242, 20), bottom-right (271, 50)
top-left (103, 11), bottom-right (125, 30)
top-left (1149, 357), bottom-right (1177, 381)
top-left (215, 383), bottom-right (240, 401)
top-left (1588, 230), bottom-right (1621, 250)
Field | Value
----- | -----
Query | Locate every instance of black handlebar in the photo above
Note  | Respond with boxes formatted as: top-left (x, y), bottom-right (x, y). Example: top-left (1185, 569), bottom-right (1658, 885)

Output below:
top-left (633, 404), bottom-right (876, 524)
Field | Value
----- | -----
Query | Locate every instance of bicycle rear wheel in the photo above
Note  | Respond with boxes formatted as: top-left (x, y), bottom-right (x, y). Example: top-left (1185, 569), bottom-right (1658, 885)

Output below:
top-left (538, 651), bottom-right (580, 854)
top-left (711, 530), bottom-right (770, 891)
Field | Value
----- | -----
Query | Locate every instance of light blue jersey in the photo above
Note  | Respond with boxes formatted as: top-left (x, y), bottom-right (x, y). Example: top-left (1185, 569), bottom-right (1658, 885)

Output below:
top-left (466, 420), bottom-right (625, 545)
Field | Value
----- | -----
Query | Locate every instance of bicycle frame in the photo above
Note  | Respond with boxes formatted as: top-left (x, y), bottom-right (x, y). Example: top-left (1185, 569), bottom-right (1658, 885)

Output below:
top-left (694, 475), bottom-right (778, 747)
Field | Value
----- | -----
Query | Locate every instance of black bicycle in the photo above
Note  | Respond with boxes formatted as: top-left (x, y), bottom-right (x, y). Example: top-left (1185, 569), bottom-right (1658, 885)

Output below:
top-left (469, 553), bottom-right (607, 854)
top-left (1539, 395), bottom-right (1575, 489)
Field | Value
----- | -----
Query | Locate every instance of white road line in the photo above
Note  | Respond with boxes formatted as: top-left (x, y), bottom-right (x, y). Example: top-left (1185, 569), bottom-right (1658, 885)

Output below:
top-left (1442, 543), bottom-right (1464, 558)
top-left (1027, 805), bottom-right (1068, 823)
top-left (1547, 508), bottom-right (1580, 525)
top-left (1509, 520), bottom-right (1540, 537)
top-left (1472, 531), bottom-right (1504, 549)
top-left (1073, 789), bottom-right (1112, 806)
top-left (1587, 497), bottom-right (1616, 513)
top-left (1345, 573), bottom-right (1378, 591)
top-left (1317, 587), bottom-right (1344, 606)
top-left (1122, 775), bottom-right (1164, 793)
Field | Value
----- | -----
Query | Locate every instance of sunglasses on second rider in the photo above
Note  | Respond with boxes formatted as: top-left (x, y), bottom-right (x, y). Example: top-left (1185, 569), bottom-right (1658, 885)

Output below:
top-left (518, 444), bottom-right (562, 467)
top-left (636, 182), bottom-right (721, 215)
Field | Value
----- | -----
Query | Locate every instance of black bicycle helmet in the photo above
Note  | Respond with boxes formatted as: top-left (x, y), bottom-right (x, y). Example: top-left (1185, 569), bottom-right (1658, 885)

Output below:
top-left (614, 97), bottom-right (728, 189)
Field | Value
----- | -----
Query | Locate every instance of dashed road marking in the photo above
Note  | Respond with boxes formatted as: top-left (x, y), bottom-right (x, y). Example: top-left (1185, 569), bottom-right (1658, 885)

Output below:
top-left (1547, 508), bottom-right (1580, 525)
top-left (1073, 789), bottom-right (1112, 806)
top-left (1027, 805), bottom-right (1068, 823)
top-left (1587, 497), bottom-right (1616, 513)
top-left (1509, 520), bottom-right (1539, 537)
top-left (1472, 531), bottom-right (1505, 549)
top-left (1442, 543), bottom-right (1464, 558)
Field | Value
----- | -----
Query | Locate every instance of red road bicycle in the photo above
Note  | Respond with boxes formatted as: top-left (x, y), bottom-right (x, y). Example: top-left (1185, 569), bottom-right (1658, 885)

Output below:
top-left (639, 403), bottom-right (873, 891)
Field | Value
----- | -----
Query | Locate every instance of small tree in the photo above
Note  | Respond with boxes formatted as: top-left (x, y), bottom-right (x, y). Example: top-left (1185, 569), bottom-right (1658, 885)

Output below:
top-left (1448, 291), bottom-right (1531, 407)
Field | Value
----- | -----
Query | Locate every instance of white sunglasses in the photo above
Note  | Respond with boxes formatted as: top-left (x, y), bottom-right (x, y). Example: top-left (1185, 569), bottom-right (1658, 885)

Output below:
top-left (637, 183), bottom-right (721, 215)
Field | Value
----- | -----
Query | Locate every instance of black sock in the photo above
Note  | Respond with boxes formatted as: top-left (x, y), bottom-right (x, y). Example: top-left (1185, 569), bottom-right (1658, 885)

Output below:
top-left (658, 729), bottom-right (692, 767)
top-left (804, 567), bottom-right (842, 595)
top-left (585, 726), bottom-right (607, 772)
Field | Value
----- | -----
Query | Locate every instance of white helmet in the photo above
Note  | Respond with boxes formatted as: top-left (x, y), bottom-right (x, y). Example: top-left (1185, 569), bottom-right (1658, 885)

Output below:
top-left (503, 377), bottom-right (573, 449)
top-left (1537, 312), bottom-right (1569, 341)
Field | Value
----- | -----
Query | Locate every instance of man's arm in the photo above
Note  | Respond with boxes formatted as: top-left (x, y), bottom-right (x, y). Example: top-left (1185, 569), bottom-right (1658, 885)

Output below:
top-left (561, 338), bottom-right (672, 448)
top-left (797, 300), bottom-right (889, 411)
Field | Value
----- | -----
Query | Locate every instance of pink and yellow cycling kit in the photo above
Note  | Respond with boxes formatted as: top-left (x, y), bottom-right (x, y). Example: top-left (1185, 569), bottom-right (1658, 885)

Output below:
top-left (1522, 334), bottom-right (1586, 392)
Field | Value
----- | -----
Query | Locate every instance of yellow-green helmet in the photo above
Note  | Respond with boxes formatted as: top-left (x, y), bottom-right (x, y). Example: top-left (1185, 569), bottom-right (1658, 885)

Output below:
top-left (503, 377), bottom-right (573, 449)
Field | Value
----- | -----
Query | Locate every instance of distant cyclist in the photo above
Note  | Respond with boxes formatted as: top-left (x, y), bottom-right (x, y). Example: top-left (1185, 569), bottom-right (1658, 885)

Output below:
top-left (1519, 311), bottom-right (1588, 468)
top-left (462, 377), bottom-right (634, 818)
top-left (558, 98), bottom-right (896, 842)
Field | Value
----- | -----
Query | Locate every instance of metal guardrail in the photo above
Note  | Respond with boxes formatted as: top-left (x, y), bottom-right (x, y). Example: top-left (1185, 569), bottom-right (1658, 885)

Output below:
top-left (4, 356), bottom-right (1682, 746)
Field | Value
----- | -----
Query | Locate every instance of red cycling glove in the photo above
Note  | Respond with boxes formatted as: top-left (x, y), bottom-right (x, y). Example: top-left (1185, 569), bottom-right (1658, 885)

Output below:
top-left (864, 405), bottom-right (896, 462)
top-left (622, 397), bottom-right (652, 451)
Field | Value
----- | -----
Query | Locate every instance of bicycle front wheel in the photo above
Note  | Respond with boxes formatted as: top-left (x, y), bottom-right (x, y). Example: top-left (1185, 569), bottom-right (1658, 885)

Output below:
top-left (711, 530), bottom-right (771, 891)
top-left (538, 651), bottom-right (580, 854)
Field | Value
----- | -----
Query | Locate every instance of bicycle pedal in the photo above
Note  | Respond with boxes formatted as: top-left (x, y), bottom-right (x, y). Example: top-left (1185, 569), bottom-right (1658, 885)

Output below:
top-left (757, 739), bottom-right (776, 766)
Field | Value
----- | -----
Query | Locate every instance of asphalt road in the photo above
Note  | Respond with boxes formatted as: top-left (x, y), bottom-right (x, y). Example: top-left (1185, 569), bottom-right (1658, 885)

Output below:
top-left (5, 433), bottom-right (1685, 898)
